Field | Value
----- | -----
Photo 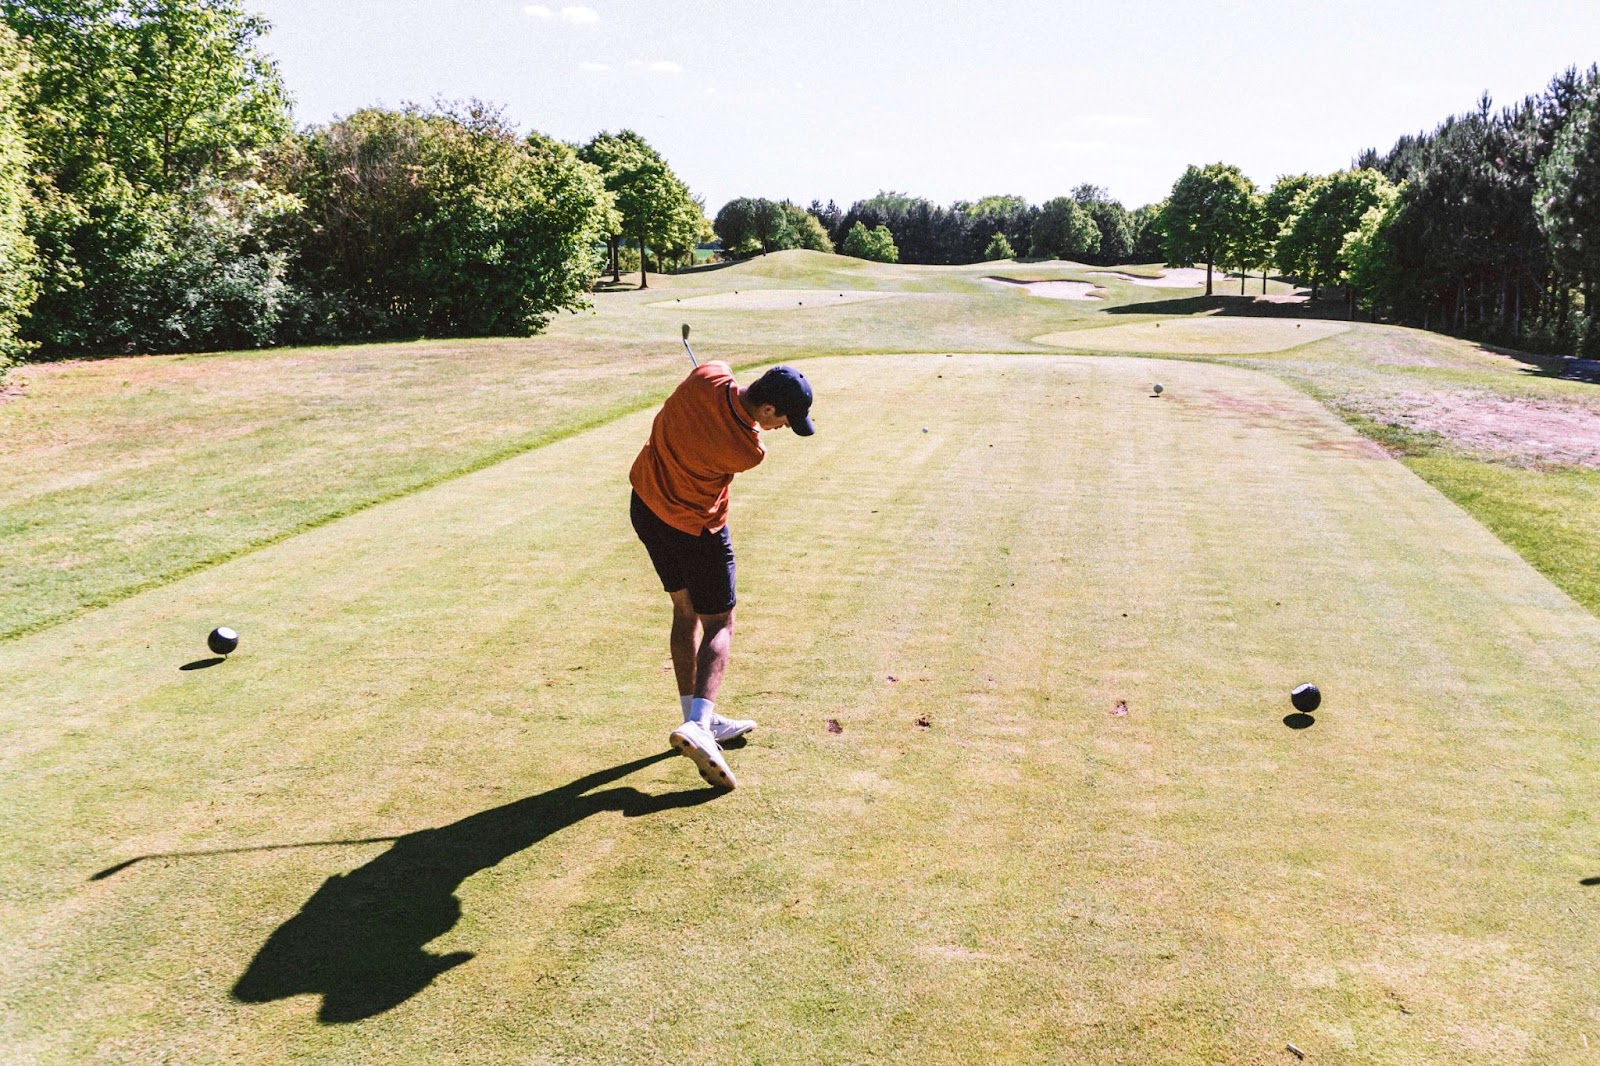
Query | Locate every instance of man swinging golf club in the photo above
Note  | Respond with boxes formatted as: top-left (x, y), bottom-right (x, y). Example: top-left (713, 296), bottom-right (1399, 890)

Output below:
top-left (630, 328), bottom-right (815, 789)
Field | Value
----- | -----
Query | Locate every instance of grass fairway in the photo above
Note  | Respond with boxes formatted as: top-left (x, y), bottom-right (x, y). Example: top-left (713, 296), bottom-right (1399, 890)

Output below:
top-left (1037, 317), bottom-right (1350, 354)
top-left (14, 252), bottom-right (1597, 634)
top-left (0, 253), bottom-right (1117, 640)
top-left (5, 354), bottom-right (1599, 1063)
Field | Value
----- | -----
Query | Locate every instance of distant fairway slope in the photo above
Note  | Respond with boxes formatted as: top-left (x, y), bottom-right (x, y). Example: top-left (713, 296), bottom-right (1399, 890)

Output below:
top-left (0, 255), bottom-right (1176, 640)
top-left (1038, 317), bottom-right (1349, 354)
top-left (650, 288), bottom-right (900, 310)
top-left (4, 356), bottom-right (1598, 1063)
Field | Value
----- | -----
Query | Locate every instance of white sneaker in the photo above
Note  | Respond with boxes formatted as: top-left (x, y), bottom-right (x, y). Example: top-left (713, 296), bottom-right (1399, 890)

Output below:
top-left (668, 721), bottom-right (737, 789)
top-left (707, 712), bottom-right (756, 743)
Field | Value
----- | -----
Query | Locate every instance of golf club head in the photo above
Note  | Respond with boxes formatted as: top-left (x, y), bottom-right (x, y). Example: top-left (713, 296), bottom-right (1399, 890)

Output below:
top-left (679, 323), bottom-right (697, 367)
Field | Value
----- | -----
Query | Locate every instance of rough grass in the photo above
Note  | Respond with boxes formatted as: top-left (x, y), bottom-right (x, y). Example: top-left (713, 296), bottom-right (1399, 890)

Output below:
top-left (1405, 455), bottom-right (1600, 615)
top-left (0, 338), bottom-right (691, 639)
top-left (5, 356), bottom-right (1600, 1063)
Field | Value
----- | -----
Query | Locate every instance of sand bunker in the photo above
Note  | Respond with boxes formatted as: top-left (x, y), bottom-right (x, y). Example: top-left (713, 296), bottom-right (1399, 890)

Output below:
top-left (1089, 268), bottom-right (1218, 288)
top-left (984, 277), bottom-right (1102, 300)
top-left (1036, 317), bottom-right (1348, 355)
top-left (651, 289), bottom-right (897, 310)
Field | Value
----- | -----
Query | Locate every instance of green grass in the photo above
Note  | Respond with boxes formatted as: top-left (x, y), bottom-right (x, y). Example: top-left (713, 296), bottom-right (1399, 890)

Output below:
top-left (0, 337), bottom-right (719, 639)
top-left (11, 254), bottom-right (1590, 639)
top-left (0, 253), bottom-right (1148, 639)
top-left (7, 251), bottom-right (1600, 1062)
top-left (6, 355), bottom-right (1600, 1062)
top-left (1405, 455), bottom-right (1600, 615)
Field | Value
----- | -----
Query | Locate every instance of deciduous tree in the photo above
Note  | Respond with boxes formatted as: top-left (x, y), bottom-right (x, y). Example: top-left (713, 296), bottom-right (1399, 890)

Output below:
top-left (1072, 184), bottom-right (1133, 264)
top-left (1276, 168), bottom-right (1393, 303)
top-left (1030, 197), bottom-right (1100, 260)
top-left (5, 0), bottom-right (295, 354)
top-left (284, 103), bottom-right (613, 338)
top-left (841, 221), bottom-right (897, 263)
top-left (0, 22), bottom-right (39, 371)
top-left (1157, 162), bottom-right (1256, 295)
top-left (713, 197), bottom-right (759, 256)
top-left (578, 129), bottom-right (697, 287)
top-left (1340, 182), bottom-right (1406, 317)
top-left (782, 202), bottom-right (832, 252)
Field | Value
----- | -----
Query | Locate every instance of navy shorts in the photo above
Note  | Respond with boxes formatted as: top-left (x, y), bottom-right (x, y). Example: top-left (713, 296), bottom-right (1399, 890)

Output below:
top-left (630, 491), bottom-right (737, 615)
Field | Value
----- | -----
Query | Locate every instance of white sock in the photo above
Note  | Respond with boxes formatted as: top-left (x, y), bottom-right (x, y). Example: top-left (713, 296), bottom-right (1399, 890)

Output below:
top-left (680, 694), bottom-right (693, 721)
top-left (688, 697), bottom-right (715, 727)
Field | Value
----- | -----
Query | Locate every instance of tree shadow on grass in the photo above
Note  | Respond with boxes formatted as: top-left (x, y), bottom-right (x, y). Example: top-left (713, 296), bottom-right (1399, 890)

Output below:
top-left (230, 750), bottom-right (718, 1023)
top-left (1103, 293), bottom-right (1333, 320)
top-left (1474, 340), bottom-right (1575, 381)
top-left (1099, 291), bottom-right (1584, 381)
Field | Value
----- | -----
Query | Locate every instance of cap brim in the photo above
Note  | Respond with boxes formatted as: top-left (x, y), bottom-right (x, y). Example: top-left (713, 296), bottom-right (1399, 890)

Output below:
top-left (791, 411), bottom-right (815, 436)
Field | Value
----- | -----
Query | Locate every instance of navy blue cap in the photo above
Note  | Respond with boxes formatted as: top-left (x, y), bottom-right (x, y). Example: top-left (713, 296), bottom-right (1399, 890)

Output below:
top-left (757, 365), bottom-right (814, 436)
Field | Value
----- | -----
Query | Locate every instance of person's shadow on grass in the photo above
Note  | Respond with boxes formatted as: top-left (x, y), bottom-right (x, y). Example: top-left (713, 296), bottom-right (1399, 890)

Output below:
top-left (231, 750), bottom-right (717, 1023)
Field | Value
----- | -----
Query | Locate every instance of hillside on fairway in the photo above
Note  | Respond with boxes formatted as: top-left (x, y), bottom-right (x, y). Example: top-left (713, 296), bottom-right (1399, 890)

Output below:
top-left (4, 355), bottom-right (1598, 1063)
top-left (8, 252), bottom-right (1600, 641)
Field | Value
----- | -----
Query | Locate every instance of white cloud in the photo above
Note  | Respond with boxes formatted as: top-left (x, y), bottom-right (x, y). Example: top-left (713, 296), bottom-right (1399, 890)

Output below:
top-left (526, 4), bottom-right (598, 23)
top-left (629, 60), bottom-right (682, 74)
top-left (580, 61), bottom-right (609, 72)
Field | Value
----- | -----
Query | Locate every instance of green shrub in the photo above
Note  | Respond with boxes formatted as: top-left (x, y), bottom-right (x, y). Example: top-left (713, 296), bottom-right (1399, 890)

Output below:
top-left (842, 221), bottom-right (898, 263)
top-left (283, 103), bottom-right (612, 339)
top-left (983, 232), bottom-right (1014, 260)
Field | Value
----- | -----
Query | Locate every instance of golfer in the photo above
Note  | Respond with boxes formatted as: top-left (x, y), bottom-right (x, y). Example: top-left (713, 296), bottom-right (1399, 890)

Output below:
top-left (630, 360), bottom-right (815, 789)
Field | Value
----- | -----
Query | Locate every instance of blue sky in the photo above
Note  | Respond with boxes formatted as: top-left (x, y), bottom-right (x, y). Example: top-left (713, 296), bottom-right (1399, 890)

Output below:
top-left (251, 0), bottom-right (1600, 213)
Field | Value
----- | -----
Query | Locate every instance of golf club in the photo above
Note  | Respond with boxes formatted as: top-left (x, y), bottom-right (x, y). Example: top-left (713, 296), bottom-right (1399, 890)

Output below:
top-left (681, 323), bottom-right (697, 368)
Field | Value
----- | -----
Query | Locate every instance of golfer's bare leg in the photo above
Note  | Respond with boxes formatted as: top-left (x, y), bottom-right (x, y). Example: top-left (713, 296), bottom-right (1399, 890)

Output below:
top-left (668, 589), bottom-right (700, 697)
top-left (694, 609), bottom-right (733, 701)
top-left (666, 598), bottom-right (738, 789)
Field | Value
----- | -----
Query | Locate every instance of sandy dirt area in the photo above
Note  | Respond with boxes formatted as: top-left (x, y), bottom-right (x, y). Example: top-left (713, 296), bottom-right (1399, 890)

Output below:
top-left (1357, 390), bottom-right (1600, 468)
top-left (983, 277), bottom-right (1102, 300)
top-left (651, 289), bottom-right (898, 310)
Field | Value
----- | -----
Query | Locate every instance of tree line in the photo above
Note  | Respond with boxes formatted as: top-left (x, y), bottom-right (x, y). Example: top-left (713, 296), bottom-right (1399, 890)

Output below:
top-left (1354, 66), bottom-right (1600, 354)
top-left (717, 66), bottom-right (1598, 359)
top-left (2, 4), bottom-right (1595, 371)
top-left (0, 0), bottom-right (704, 372)
top-left (712, 188), bottom-right (1164, 268)
top-left (1148, 67), bottom-right (1600, 356)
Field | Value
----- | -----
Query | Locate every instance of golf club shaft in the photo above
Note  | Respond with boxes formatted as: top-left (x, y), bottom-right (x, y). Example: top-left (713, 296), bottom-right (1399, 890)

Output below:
top-left (682, 338), bottom-right (698, 368)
